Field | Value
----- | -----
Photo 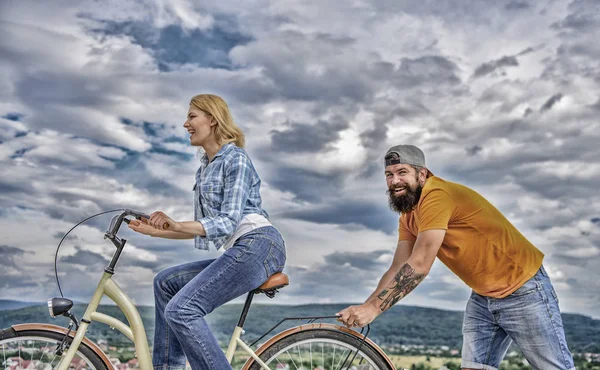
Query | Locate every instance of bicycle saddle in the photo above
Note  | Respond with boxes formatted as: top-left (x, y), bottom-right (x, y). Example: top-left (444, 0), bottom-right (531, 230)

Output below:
top-left (256, 273), bottom-right (289, 293)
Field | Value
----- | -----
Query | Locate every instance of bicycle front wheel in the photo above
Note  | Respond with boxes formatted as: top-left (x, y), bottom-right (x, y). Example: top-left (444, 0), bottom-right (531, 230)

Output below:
top-left (246, 326), bottom-right (394, 370)
top-left (0, 327), bottom-right (110, 370)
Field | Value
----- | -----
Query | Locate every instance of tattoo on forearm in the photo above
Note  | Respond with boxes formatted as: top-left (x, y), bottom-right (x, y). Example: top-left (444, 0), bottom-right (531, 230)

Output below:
top-left (377, 263), bottom-right (425, 312)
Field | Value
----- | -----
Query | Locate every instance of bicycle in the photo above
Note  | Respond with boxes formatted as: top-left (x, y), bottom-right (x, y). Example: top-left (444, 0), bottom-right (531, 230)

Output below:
top-left (0, 209), bottom-right (397, 370)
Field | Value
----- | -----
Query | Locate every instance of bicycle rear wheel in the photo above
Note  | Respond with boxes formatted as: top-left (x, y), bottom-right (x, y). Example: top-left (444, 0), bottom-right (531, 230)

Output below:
top-left (246, 326), bottom-right (394, 370)
top-left (0, 327), bottom-right (110, 370)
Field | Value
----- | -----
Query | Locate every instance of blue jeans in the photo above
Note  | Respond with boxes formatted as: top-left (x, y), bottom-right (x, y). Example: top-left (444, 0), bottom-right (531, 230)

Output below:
top-left (152, 226), bottom-right (286, 370)
top-left (461, 265), bottom-right (575, 370)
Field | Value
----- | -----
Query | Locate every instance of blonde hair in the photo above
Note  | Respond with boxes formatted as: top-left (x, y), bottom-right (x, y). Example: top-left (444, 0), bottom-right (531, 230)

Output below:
top-left (189, 94), bottom-right (245, 148)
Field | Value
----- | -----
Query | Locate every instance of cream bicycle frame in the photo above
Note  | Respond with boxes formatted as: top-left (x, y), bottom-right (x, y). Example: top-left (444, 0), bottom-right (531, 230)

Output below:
top-left (55, 272), bottom-right (270, 370)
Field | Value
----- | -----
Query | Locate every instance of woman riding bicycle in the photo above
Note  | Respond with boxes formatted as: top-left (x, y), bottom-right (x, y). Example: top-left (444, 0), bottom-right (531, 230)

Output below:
top-left (128, 94), bottom-right (286, 370)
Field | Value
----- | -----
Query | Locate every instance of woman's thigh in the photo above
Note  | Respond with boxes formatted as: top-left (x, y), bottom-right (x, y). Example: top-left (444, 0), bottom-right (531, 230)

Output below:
top-left (166, 227), bottom-right (285, 315)
top-left (154, 259), bottom-right (216, 298)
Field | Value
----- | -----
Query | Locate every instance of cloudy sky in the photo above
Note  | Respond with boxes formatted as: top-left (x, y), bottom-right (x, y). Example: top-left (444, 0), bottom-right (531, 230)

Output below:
top-left (1, 0), bottom-right (599, 319)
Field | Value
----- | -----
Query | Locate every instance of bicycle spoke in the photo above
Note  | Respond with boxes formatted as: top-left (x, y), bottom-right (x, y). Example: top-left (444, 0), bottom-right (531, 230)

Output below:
top-left (322, 341), bottom-right (324, 370)
top-left (38, 343), bottom-right (50, 363)
top-left (76, 358), bottom-right (88, 370)
top-left (49, 353), bottom-right (61, 368)
top-left (285, 349), bottom-right (299, 370)
top-left (255, 331), bottom-right (387, 370)
top-left (28, 339), bottom-right (34, 369)
top-left (332, 344), bottom-right (335, 370)
top-left (309, 342), bottom-right (313, 370)
top-left (275, 357), bottom-right (286, 370)
top-left (334, 348), bottom-right (349, 370)
top-left (1, 332), bottom-right (105, 370)
top-left (296, 342), bottom-right (304, 367)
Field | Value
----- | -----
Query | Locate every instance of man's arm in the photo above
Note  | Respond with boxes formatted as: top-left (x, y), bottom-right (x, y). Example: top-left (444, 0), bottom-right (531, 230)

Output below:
top-left (366, 229), bottom-right (445, 312)
top-left (364, 239), bottom-right (415, 303)
top-left (337, 229), bottom-right (446, 327)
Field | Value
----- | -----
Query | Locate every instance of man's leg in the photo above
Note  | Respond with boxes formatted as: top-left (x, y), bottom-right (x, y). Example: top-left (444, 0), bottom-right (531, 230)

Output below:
top-left (461, 291), bottom-right (512, 370)
top-left (496, 266), bottom-right (575, 370)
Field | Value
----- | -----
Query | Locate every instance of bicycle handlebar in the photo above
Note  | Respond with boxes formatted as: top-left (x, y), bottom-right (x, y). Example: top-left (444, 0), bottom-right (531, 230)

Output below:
top-left (105, 208), bottom-right (150, 240)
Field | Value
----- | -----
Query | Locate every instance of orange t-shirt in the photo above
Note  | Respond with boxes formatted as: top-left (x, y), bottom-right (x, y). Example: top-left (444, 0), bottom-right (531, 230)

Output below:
top-left (399, 176), bottom-right (544, 298)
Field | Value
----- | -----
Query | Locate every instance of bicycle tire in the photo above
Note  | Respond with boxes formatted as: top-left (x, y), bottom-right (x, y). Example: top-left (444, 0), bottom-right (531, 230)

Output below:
top-left (246, 326), bottom-right (394, 370)
top-left (0, 327), bottom-right (110, 370)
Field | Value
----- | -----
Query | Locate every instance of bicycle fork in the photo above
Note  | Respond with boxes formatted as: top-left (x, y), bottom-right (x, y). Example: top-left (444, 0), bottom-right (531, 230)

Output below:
top-left (55, 272), bottom-right (153, 370)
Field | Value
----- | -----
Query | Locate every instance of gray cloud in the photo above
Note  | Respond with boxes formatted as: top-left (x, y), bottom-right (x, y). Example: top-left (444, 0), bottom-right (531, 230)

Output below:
top-left (472, 47), bottom-right (536, 79)
top-left (265, 166), bottom-right (344, 203)
top-left (270, 117), bottom-right (349, 153)
top-left (60, 247), bottom-right (110, 268)
top-left (0, 245), bottom-right (26, 269)
top-left (505, 1), bottom-right (531, 10)
top-left (2, 113), bottom-right (23, 122)
top-left (283, 202), bottom-right (398, 234)
top-left (324, 250), bottom-right (390, 270)
top-left (540, 93), bottom-right (564, 112)
top-left (550, 0), bottom-right (600, 32)
top-left (284, 261), bottom-right (386, 301)
top-left (0, 274), bottom-right (38, 290)
top-left (396, 56), bottom-right (461, 87)
top-left (590, 98), bottom-right (600, 111)
top-left (465, 145), bottom-right (482, 156)
top-left (473, 55), bottom-right (519, 78)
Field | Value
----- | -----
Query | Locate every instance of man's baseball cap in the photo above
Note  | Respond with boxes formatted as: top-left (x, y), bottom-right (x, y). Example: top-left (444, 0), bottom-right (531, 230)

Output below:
top-left (384, 144), bottom-right (434, 176)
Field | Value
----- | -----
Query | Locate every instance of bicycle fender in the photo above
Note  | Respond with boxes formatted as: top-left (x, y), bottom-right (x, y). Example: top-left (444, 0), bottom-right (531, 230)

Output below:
top-left (240, 322), bottom-right (396, 370)
top-left (11, 323), bottom-right (115, 370)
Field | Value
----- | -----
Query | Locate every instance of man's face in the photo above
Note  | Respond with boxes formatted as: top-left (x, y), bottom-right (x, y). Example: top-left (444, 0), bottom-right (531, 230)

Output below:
top-left (385, 163), bottom-right (423, 214)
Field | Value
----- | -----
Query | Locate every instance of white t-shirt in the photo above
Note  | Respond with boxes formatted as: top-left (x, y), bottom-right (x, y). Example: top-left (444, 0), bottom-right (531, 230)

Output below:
top-left (222, 213), bottom-right (273, 250)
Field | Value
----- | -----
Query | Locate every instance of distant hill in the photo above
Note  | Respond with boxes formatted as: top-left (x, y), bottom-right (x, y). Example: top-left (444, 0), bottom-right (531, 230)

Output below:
top-left (0, 302), bottom-right (598, 353)
top-left (0, 300), bottom-right (40, 311)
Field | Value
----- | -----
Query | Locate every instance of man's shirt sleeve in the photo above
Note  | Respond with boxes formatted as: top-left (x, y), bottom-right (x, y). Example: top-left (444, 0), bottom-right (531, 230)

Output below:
top-left (417, 189), bottom-right (456, 232)
top-left (399, 215), bottom-right (417, 241)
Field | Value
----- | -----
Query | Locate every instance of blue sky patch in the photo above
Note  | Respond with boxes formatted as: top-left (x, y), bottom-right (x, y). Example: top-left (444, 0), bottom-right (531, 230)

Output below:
top-left (150, 146), bottom-right (194, 161)
top-left (87, 15), bottom-right (253, 71)
top-left (2, 113), bottom-right (24, 122)
top-left (10, 148), bottom-right (32, 159)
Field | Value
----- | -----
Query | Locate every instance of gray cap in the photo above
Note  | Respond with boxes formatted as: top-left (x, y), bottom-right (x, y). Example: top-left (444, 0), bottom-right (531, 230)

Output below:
top-left (384, 144), bottom-right (426, 167)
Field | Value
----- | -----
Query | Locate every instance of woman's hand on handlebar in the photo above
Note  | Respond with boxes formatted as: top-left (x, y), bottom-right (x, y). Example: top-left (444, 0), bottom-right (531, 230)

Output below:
top-left (148, 211), bottom-right (181, 232)
top-left (128, 218), bottom-right (160, 237)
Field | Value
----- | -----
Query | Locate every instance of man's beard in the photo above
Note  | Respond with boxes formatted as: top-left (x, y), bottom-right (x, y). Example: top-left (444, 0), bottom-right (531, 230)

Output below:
top-left (387, 183), bottom-right (423, 214)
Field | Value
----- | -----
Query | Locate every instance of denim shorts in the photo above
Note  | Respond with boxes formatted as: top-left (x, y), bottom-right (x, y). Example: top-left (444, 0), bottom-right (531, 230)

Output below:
top-left (461, 265), bottom-right (575, 370)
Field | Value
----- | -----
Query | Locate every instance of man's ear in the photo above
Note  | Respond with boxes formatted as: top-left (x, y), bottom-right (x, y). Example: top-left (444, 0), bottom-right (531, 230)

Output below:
top-left (419, 168), bottom-right (428, 184)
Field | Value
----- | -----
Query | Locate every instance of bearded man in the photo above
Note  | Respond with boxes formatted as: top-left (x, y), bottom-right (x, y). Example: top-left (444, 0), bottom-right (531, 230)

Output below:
top-left (337, 145), bottom-right (575, 370)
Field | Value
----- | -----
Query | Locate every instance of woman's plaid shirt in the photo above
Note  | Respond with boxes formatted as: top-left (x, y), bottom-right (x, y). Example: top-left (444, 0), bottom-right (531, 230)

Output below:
top-left (193, 143), bottom-right (269, 250)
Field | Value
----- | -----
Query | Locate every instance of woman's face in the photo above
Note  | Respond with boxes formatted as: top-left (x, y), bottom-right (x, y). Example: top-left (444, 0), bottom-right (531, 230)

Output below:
top-left (184, 107), bottom-right (216, 147)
